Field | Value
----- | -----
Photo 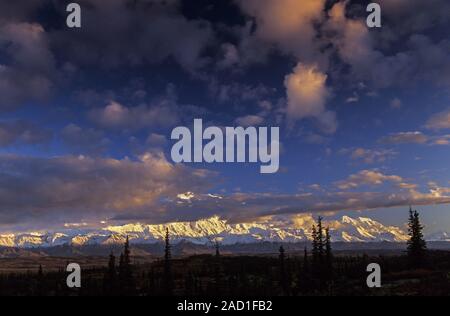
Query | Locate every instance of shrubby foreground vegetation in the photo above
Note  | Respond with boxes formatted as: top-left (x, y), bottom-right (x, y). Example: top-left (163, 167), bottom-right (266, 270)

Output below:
top-left (0, 209), bottom-right (449, 296)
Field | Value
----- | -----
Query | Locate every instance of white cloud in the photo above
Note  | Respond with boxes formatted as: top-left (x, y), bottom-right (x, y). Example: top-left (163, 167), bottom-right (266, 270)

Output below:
top-left (89, 99), bottom-right (181, 130)
top-left (237, 0), bottom-right (326, 60)
top-left (336, 170), bottom-right (403, 190)
top-left (285, 63), bottom-right (336, 133)
top-left (347, 148), bottom-right (397, 164)
top-left (235, 115), bottom-right (264, 127)
top-left (156, 185), bottom-right (450, 223)
top-left (379, 131), bottom-right (428, 144)
top-left (426, 109), bottom-right (450, 130)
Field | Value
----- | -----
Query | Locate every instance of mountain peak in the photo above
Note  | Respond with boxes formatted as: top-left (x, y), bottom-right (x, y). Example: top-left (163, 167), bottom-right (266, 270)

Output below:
top-left (0, 215), bottom-right (441, 248)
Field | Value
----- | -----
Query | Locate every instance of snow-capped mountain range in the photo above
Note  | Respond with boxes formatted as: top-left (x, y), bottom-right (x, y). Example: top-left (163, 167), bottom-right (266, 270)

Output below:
top-left (0, 215), bottom-right (448, 249)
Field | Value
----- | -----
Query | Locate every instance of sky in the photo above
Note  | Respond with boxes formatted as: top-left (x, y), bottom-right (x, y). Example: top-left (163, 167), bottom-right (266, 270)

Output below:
top-left (0, 0), bottom-right (449, 233)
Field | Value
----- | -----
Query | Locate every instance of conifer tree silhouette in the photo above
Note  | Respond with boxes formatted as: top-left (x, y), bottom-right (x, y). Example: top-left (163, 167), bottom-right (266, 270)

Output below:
top-left (312, 224), bottom-right (319, 264)
top-left (103, 251), bottom-right (116, 295)
top-left (311, 217), bottom-right (328, 289)
top-left (163, 228), bottom-right (173, 295)
top-left (279, 245), bottom-right (288, 295)
top-left (118, 236), bottom-right (134, 295)
top-left (213, 240), bottom-right (223, 295)
top-left (325, 227), bottom-right (333, 284)
top-left (36, 264), bottom-right (44, 296)
top-left (317, 216), bottom-right (324, 261)
top-left (407, 208), bottom-right (427, 268)
top-left (303, 247), bottom-right (309, 272)
top-left (118, 253), bottom-right (124, 278)
top-left (312, 217), bottom-right (325, 277)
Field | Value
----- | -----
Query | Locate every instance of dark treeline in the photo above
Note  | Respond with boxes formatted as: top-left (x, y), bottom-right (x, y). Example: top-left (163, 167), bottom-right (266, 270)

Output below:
top-left (0, 209), bottom-right (449, 296)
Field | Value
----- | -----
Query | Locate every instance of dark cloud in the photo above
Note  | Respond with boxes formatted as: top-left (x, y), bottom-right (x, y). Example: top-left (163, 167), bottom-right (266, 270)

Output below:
top-left (378, 0), bottom-right (450, 35)
top-left (325, 1), bottom-right (450, 89)
top-left (114, 186), bottom-right (450, 224)
top-left (216, 21), bottom-right (273, 70)
top-left (0, 0), bottom-right (449, 229)
top-left (0, 152), bottom-right (213, 225)
top-left (49, 0), bottom-right (213, 71)
top-left (88, 84), bottom-right (207, 130)
top-left (89, 100), bottom-right (181, 130)
top-left (0, 1), bottom-right (44, 23)
top-left (0, 22), bottom-right (55, 110)
top-left (60, 123), bottom-right (109, 154)
top-left (0, 120), bottom-right (52, 146)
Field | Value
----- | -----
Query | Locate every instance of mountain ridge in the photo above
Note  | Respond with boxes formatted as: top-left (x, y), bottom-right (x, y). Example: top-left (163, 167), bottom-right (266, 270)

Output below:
top-left (2, 214), bottom-right (443, 249)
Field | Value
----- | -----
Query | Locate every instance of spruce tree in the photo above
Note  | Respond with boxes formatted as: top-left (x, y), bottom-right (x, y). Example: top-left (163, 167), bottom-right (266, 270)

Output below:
top-left (304, 246), bottom-right (313, 293)
top-left (123, 236), bottom-right (131, 268)
top-left (36, 265), bottom-right (44, 296)
top-left (163, 228), bottom-right (173, 295)
top-left (118, 236), bottom-right (134, 295)
top-left (303, 247), bottom-right (309, 272)
top-left (279, 246), bottom-right (287, 295)
top-left (213, 240), bottom-right (223, 295)
top-left (104, 252), bottom-right (116, 295)
top-left (311, 225), bottom-right (319, 263)
top-left (108, 252), bottom-right (116, 278)
top-left (297, 247), bottom-right (310, 295)
top-left (407, 208), bottom-right (427, 268)
top-left (325, 227), bottom-right (333, 282)
top-left (118, 253), bottom-right (124, 279)
top-left (317, 216), bottom-right (324, 261)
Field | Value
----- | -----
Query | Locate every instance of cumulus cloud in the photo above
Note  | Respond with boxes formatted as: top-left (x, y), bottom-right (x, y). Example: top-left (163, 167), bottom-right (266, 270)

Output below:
top-left (139, 185), bottom-right (450, 223)
top-left (209, 80), bottom-right (274, 104)
top-left (1, 152), bottom-right (449, 227)
top-left (431, 135), bottom-right (450, 146)
top-left (235, 115), bottom-right (265, 127)
top-left (379, 132), bottom-right (428, 145)
top-left (0, 22), bottom-right (55, 110)
top-left (343, 148), bottom-right (397, 164)
top-left (146, 133), bottom-right (168, 146)
top-left (336, 170), bottom-right (403, 190)
top-left (0, 120), bottom-right (52, 146)
top-left (235, 0), bottom-right (338, 133)
top-left (89, 100), bottom-right (181, 130)
top-left (216, 22), bottom-right (272, 70)
top-left (326, 2), bottom-right (375, 71)
top-left (426, 109), bottom-right (450, 130)
top-left (0, 152), bottom-right (213, 225)
top-left (378, 0), bottom-right (450, 35)
top-left (285, 63), bottom-right (336, 133)
top-left (237, 0), bottom-right (326, 61)
top-left (325, 2), bottom-right (450, 88)
top-left (378, 131), bottom-right (450, 147)
top-left (50, 0), bottom-right (212, 72)
top-left (61, 124), bottom-right (109, 154)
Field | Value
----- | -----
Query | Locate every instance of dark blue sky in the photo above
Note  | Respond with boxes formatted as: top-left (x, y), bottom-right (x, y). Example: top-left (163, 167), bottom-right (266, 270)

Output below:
top-left (0, 0), bottom-right (449, 232)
